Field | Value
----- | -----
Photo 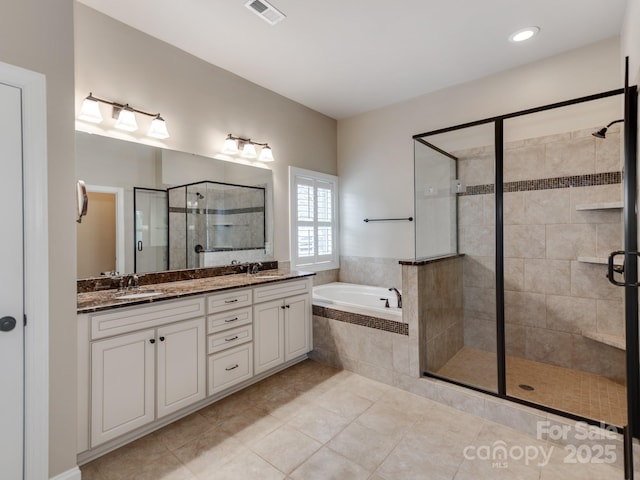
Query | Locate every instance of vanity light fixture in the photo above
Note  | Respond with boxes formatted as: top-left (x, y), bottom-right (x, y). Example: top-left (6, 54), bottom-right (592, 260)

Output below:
top-left (78, 93), bottom-right (103, 123)
top-left (508, 26), bottom-right (540, 43)
top-left (222, 134), bottom-right (275, 162)
top-left (77, 92), bottom-right (170, 139)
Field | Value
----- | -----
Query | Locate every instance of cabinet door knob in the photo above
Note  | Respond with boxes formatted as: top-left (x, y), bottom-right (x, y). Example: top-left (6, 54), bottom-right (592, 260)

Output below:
top-left (281, 305), bottom-right (286, 310)
top-left (286, 305), bottom-right (290, 309)
top-left (159, 336), bottom-right (165, 342)
top-left (149, 338), bottom-right (156, 344)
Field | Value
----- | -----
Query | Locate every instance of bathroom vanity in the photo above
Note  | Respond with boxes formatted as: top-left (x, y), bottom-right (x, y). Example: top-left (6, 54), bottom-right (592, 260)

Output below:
top-left (76, 270), bottom-right (313, 463)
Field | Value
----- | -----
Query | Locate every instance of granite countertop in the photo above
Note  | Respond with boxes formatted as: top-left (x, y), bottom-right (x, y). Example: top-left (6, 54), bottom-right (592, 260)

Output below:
top-left (77, 269), bottom-right (315, 314)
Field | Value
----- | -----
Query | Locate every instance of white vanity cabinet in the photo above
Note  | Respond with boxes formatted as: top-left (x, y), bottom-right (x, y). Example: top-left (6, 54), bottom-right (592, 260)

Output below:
top-left (253, 279), bottom-right (311, 375)
top-left (78, 275), bottom-right (313, 461)
top-left (82, 297), bottom-right (206, 448)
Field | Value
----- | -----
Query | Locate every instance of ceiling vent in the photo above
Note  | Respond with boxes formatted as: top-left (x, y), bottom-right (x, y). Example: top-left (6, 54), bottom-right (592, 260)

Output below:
top-left (244, 0), bottom-right (286, 25)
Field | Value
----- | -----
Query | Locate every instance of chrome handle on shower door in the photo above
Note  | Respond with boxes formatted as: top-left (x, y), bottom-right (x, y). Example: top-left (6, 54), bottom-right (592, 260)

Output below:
top-left (137, 241), bottom-right (143, 252)
top-left (607, 250), bottom-right (640, 287)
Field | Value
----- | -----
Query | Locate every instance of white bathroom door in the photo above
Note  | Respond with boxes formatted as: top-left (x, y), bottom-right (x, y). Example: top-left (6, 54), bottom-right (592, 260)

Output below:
top-left (0, 80), bottom-right (25, 478)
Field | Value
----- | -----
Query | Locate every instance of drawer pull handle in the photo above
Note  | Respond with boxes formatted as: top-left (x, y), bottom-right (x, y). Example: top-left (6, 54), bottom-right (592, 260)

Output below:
top-left (224, 299), bottom-right (239, 304)
top-left (225, 335), bottom-right (239, 342)
top-left (225, 364), bottom-right (239, 371)
top-left (224, 317), bottom-right (239, 323)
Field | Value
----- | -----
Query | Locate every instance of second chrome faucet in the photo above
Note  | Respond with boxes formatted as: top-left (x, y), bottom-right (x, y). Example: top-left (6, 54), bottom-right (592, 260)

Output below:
top-left (388, 287), bottom-right (402, 308)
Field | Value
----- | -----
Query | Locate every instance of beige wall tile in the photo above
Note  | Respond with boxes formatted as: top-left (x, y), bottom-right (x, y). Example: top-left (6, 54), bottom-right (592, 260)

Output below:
top-left (504, 191), bottom-right (525, 225)
top-left (524, 259), bottom-right (571, 295)
top-left (482, 194), bottom-right (496, 226)
top-left (504, 144), bottom-right (546, 182)
top-left (459, 225), bottom-right (495, 256)
top-left (504, 257), bottom-right (524, 291)
top-left (544, 136), bottom-right (596, 177)
top-left (595, 132), bottom-right (622, 173)
top-left (462, 255), bottom-right (495, 289)
top-left (570, 184), bottom-right (622, 224)
top-left (570, 261), bottom-right (622, 300)
top-left (596, 299), bottom-right (625, 337)
top-left (457, 154), bottom-right (494, 186)
top-left (504, 224), bottom-right (546, 258)
top-left (458, 195), bottom-right (484, 226)
top-left (596, 223), bottom-right (622, 258)
top-left (545, 295), bottom-right (596, 334)
top-left (463, 286), bottom-right (496, 320)
top-left (525, 326), bottom-right (573, 368)
top-left (505, 290), bottom-right (546, 328)
top-left (546, 223), bottom-right (596, 260)
top-left (524, 189), bottom-right (571, 225)
top-left (505, 323), bottom-right (526, 356)
top-left (463, 316), bottom-right (497, 352)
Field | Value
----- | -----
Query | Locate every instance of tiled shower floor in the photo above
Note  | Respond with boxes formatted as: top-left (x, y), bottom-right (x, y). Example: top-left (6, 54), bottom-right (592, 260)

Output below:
top-left (436, 347), bottom-right (627, 427)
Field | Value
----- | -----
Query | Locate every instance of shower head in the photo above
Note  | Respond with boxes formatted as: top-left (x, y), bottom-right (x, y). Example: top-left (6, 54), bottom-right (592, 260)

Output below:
top-left (592, 119), bottom-right (624, 139)
top-left (195, 192), bottom-right (204, 199)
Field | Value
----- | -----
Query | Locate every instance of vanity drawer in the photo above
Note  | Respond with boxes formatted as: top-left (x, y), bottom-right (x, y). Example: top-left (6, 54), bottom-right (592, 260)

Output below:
top-left (207, 307), bottom-right (252, 334)
top-left (207, 324), bottom-right (252, 354)
top-left (208, 343), bottom-right (253, 396)
top-left (90, 297), bottom-right (206, 340)
top-left (253, 278), bottom-right (310, 304)
top-left (207, 288), bottom-right (252, 313)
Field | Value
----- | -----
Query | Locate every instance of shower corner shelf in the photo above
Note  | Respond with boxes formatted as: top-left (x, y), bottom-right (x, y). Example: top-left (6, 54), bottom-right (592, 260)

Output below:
top-left (575, 201), bottom-right (623, 211)
top-left (577, 256), bottom-right (623, 266)
top-left (583, 331), bottom-right (625, 350)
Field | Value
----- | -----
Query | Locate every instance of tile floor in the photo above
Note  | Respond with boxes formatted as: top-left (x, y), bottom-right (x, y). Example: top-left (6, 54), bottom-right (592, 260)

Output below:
top-left (436, 347), bottom-right (627, 426)
top-left (81, 359), bottom-right (630, 480)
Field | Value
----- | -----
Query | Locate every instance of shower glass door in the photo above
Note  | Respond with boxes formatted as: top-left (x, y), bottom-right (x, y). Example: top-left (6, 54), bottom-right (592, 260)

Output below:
top-left (502, 95), bottom-right (627, 426)
top-left (134, 187), bottom-right (169, 273)
top-left (417, 122), bottom-right (498, 393)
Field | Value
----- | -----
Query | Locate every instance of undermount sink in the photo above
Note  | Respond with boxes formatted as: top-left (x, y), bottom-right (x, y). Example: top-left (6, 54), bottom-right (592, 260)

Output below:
top-left (114, 291), bottom-right (164, 300)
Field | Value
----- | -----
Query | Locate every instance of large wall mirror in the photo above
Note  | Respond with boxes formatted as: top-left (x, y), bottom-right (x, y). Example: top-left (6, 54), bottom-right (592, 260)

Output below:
top-left (76, 131), bottom-right (274, 279)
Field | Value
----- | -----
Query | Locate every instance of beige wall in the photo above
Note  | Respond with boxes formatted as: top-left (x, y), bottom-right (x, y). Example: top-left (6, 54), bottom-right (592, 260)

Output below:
top-left (337, 37), bottom-right (623, 263)
top-left (0, 0), bottom-right (77, 477)
top-left (74, 3), bottom-right (338, 265)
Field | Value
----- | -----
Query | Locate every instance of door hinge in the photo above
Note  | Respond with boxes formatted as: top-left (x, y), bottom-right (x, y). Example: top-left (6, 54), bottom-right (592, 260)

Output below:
top-left (23, 314), bottom-right (27, 327)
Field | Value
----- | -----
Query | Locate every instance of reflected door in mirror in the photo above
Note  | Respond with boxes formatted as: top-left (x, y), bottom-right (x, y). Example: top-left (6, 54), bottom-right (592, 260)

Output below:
top-left (134, 188), bottom-right (168, 273)
top-left (77, 191), bottom-right (117, 277)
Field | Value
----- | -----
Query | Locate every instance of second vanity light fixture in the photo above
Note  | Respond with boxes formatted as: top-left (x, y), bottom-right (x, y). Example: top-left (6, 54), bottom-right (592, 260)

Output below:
top-left (222, 134), bottom-right (274, 162)
top-left (78, 92), bottom-right (170, 139)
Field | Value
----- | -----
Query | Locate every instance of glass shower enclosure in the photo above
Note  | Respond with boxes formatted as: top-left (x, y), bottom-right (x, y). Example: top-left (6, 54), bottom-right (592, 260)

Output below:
top-left (413, 88), bottom-right (635, 432)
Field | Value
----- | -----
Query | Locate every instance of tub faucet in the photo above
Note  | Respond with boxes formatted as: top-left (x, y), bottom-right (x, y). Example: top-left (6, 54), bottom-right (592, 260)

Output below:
top-left (388, 287), bottom-right (402, 308)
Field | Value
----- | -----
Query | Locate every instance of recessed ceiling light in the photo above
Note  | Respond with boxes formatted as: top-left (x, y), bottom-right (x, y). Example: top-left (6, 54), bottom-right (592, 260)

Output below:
top-left (509, 26), bottom-right (540, 43)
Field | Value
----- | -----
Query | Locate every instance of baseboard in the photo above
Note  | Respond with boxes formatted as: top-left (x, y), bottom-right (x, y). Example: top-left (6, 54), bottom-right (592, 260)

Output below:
top-left (50, 465), bottom-right (81, 480)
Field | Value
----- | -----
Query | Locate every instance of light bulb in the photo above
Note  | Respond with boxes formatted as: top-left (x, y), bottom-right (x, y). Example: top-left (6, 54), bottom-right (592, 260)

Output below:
top-left (148, 115), bottom-right (169, 139)
top-left (259, 145), bottom-right (274, 162)
top-left (115, 107), bottom-right (138, 132)
top-left (78, 95), bottom-right (103, 123)
top-left (222, 135), bottom-right (239, 154)
top-left (241, 142), bottom-right (257, 158)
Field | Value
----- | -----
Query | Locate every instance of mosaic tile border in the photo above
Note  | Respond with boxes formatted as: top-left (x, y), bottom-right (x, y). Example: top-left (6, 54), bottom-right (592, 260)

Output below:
top-left (459, 171), bottom-right (621, 196)
top-left (312, 305), bottom-right (409, 336)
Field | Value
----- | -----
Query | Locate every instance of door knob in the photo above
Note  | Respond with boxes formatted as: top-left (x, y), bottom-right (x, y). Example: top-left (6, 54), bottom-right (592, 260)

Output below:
top-left (0, 316), bottom-right (17, 332)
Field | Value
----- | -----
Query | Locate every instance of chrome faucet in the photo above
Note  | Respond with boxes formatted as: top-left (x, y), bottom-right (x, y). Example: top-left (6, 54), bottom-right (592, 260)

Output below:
top-left (388, 287), bottom-right (402, 308)
top-left (248, 262), bottom-right (263, 275)
top-left (127, 274), bottom-right (140, 290)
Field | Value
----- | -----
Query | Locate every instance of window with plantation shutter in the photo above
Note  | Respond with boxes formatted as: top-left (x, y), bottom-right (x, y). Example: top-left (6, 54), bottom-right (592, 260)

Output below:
top-left (289, 167), bottom-right (339, 271)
